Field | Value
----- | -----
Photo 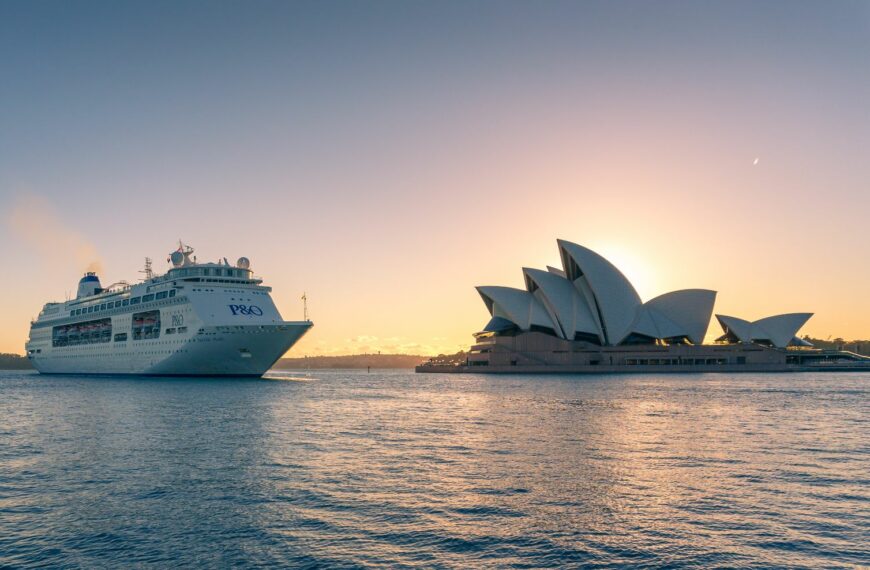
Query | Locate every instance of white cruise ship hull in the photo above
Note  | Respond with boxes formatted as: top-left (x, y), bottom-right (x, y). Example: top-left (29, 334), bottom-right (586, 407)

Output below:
top-left (26, 252), bottom-right (313, 377)
top-left (30, 323), bottom-right (311, 376)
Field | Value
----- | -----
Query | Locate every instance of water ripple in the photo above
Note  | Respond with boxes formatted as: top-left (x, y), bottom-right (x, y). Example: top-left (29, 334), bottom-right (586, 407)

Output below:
top-left (0, 370), bottom-right (868, 568)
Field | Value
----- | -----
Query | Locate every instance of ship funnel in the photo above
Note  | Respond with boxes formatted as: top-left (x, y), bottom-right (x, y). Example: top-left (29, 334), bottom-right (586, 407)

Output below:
top-left (76, 272), bottom-right (102, 299)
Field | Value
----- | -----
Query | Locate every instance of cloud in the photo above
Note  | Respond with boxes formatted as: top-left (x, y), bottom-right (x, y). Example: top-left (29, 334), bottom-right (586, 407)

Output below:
top-left (5, 194), bottom-right (104, 274)
top-left (348, 335), bottom-right (379, 343)
top-left (299, 333), bottom-right (458, 357)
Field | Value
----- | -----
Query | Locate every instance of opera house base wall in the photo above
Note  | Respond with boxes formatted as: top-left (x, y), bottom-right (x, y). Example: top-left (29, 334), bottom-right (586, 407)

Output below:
top-left (418, 363), bottom-right (798, 374)
top-left (416, 332), bottom-right (870, 374)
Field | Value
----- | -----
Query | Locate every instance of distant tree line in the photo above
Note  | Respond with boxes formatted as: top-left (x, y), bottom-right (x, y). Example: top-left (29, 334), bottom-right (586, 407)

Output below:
top-left (422, 351), bottom-right (468, 366)
top-left (0, 352), bottom-right (428, 370)
top-left (803, 337), bottom-right (870, 356)
top-left (2, 341), bottom-right (868, 370)
top-left (275, 353), bottom-right (429, 369)
top-left (0, 353), bottom-right (32, 369)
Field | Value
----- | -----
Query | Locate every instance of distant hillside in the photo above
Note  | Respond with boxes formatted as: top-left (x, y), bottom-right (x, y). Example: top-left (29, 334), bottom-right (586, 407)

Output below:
top-left (276, 354), bottom-right (429, 369)
top-left (0, 353), bottom-right (32, 369)
top-left (803, 337), bottom-right (870, 356)
top-left (0, 352), bottom-right (425, 370)
top-left (2, 340), bottom-right (866, 371)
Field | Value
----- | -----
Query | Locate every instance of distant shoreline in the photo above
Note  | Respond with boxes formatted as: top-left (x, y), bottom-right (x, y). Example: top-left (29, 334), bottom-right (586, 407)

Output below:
top-left (0, 352), bottom-right (430, 370)
top-left (3, 339), bottom-right (868, 370)
top-left (274, 354), bottom-right (428, 370)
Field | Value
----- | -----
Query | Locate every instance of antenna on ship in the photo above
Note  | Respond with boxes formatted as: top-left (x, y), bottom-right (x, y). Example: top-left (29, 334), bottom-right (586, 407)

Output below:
top-left (169, 241), bottom-right (196, 267)
top-left (302, 292), bottom-right (308, 321)
top-left (140, 257), bottom-right (153, 281)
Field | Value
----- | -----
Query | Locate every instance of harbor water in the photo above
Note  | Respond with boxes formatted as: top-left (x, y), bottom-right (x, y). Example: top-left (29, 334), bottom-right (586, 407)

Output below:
top-left (1, 370), bottom-right (868, 568)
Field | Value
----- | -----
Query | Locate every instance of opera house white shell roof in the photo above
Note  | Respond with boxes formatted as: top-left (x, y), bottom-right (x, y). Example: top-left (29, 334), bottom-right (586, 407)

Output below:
top-left (476, 240), bottom-right (812, 347)
top-left (715, 313), bottom-right (814, 348)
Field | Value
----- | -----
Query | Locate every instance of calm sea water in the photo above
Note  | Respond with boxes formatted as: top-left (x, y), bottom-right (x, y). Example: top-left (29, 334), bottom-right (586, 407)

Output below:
top-left (0, 370), bottom-right (867, 568)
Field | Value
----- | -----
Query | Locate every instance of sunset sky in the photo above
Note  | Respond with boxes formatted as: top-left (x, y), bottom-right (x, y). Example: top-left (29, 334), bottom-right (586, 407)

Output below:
top-left (1, 1), bottom-right (868, 356)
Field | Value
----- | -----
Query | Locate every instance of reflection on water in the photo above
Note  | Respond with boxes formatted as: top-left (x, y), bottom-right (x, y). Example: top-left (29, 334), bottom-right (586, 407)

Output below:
top-left (0, 370), bottom-right (867, 568)
top-left (261, 371), bottom-right (317, 382)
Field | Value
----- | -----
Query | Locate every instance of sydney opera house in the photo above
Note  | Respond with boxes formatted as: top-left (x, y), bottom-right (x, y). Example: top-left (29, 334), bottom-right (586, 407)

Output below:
top-left (418, 240), bottom-right (869, 373)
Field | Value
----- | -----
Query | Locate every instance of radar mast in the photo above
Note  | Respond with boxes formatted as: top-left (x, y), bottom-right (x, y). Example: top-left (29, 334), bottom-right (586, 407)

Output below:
top-left (169, 241), bottom-right (196, 267)
top-left (140, 258), bottom-right (153, 281)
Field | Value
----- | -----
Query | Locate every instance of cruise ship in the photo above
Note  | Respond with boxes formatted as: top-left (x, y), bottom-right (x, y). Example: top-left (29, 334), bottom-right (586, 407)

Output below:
top-left (25, 243), bottom-right (312, 376)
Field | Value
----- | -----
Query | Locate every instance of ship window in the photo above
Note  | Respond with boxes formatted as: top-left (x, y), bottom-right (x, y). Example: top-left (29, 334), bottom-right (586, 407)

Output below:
top-left (177, 326), bottom-right (187, 333)
top-left (166, 328), bottom-right (176, 334)
top-left (100, 304), bottom-right (107, 310)
top-left (142, 294), bottom-right (154, 302)
top-left (52, 317), bottom-right (112, 347)
top-left (114, 333), bottom-right (127, 342)
top-left (122, 299), bottom-right (129, 306)
top-left (169, 290), bottom-right (176, 297)
top-left (130, 297), bottom-right (141, 305)
top-left (87, 306), bottom-right (93, 313)
top-left (156, 291), bottom-right (168, 300)
top-left (132, 310), bottom-right (161, 341)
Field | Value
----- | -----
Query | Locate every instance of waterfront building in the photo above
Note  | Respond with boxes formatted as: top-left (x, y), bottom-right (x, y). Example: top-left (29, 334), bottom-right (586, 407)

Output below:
top-left (418, 240), bottom-right (869, 373)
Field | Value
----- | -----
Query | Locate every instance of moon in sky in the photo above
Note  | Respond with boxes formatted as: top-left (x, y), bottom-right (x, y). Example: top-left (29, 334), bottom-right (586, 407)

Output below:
top-left (753, 157), bottom-right (759, 165)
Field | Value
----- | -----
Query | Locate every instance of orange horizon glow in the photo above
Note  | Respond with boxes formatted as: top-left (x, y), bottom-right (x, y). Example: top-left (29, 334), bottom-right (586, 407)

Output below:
top-left (1, 198), bottom-right (868, 358)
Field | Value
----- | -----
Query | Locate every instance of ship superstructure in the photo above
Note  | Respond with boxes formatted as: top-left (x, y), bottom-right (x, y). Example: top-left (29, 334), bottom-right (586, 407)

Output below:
top-left (25, 243), bottom-right (312, 376)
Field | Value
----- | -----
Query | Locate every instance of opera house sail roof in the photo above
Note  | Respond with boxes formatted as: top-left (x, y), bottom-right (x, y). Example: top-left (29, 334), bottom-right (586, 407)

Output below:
top-left (715, 314), bottom-right (814, 348)
top-left (475, 239), bottom-right (813, 348)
